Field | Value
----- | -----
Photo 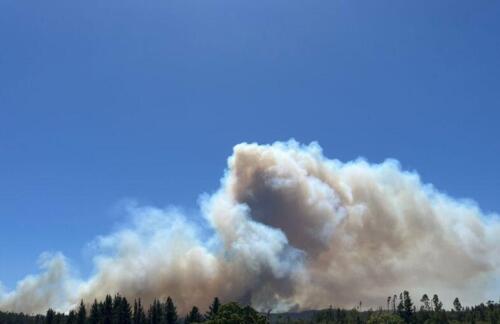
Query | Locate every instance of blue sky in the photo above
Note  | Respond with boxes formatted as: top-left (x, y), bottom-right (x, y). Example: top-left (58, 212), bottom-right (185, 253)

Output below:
top-left (1, 0), bottom-right (499, 289)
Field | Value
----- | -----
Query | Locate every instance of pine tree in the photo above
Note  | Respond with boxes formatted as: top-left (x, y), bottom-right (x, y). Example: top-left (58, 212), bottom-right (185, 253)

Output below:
top-left (56, 312), bottom-right (65, 324)
top-left (46, 309), bottom-right (56, 324)
top-left (397, 293), bottom-right (404, 315)
top-left (66, 310), bottom-right (76, 324)
top-left (134, 299), bottom-right (138, 323)
top-left (113, 296), bottom-right (132, 324)
top-left (148, 299), bottom-right (162, 324)
top-left (103, 294), bottom-right (113, 324)
top-left (420, 294), bottom-right (430, 312)
top-left (453, 297), bottom-right (462, 312)
top-left (76, 300), bottom-right (86, 324)
top-left (402, 291), bottom-right (414, 323)
top-left (89, 299), bottom-right (100, 324)
top-left (432, 294), bottom-right (442, 312)
top-left (133, 299), bottom-right (146, 324)
top-left (164, 297), bottom-right (177, 324)
top-left (113, 294), bottom-right (123, 324)
top-left (206, 297), bottom-right (220, 319)
top-left (184, 306), bottom-right (203, 324)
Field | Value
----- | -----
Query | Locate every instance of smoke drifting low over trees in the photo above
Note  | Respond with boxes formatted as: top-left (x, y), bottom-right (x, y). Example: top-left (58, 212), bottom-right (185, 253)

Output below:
top-left (1, 141), bottom-right (499, 314)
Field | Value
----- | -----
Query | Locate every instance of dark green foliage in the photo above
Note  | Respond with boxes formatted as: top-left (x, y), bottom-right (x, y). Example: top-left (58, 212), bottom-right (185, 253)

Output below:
top-left (55, 312), bottom-right (65, 324)
top-left (103, 294), bottom-right (113, 324)
top-left (396, 293), bottom-right (404, 315)
top-left (46, 309), bottom-right (56, 324)
top-left (204, 302), bottom-right (267, 324)
top-left (89, 299), bottom-right (100, 324)
top-left (66, 310), bottom-right (76, 324)
top-left (76, 300), bottom-right (86, 324)
top-left (185, 306), bottom-right (204, 323)
top-left (206, 297), bottom-right (221, 320)
top-left (164, 296), bottom-right (178, 324)
top-left (453, 297), bottom-right (462, 312)
top-left (367, 312), bottom-right (404, 324)
top-left (133, 299), bottom-right (146, 324)
top-left (315, 305), bottom-right (335, 323)
top-left (431, 294), bottom-right (442, 312)
top-left (401, 291), bottom-right (414, 323)
top-left (148, 299), bottom-right (163, 324)
top-left (419, 294), bottom-right (430, 312)
top-left (312, 306), bottom-right (349, 323)
top-left (306, 307), bottom-right (371, 324)
top-left (112, 294), bottom-right (132, 324)
top-left (0, 311), bottom-right (44, 324)
top-left (425, 294), bottom-right (447, 323)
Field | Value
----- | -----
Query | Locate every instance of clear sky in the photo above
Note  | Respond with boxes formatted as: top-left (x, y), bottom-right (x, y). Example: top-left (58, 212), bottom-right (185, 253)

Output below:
top-left (1, 0), bottom-right (499, 289)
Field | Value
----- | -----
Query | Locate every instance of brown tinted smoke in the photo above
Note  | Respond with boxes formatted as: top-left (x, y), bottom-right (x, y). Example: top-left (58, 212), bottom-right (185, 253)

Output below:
top-left (1, 141), bottom-right (499, 314)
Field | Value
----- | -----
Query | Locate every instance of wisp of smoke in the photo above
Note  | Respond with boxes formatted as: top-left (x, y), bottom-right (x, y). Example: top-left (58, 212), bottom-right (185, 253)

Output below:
top-left (1, 141), bottom-right (499, 314)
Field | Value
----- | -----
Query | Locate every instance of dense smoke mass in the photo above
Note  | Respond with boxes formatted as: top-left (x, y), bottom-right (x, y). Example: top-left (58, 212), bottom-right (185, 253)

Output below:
top-left (1, 141), bottom-right (499, 314)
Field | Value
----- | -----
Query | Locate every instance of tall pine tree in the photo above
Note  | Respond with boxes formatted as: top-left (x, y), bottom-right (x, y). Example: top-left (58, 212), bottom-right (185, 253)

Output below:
top-left (402, 290), bottom-right (414, 323)
top-left (164, 297), bottom-right (178, 324)
top-left (103, 294), bottom-right (113, 324)
top-left (66, 310), bottom-right (76, 324)
top-left (45, 309), bottom-right (56, 324)
top-left (76, 300), bottom-right (86, 324)
top-left (89, 299), bottom-right (100, 324)
top-left (133, 299), bottom-right (146, 324)
top-left (148, 299), bottom-right (162, 324)
top-left (184, 306), bottom-right (203, 324)
top-left (206, 297), bottom-right (220, 320)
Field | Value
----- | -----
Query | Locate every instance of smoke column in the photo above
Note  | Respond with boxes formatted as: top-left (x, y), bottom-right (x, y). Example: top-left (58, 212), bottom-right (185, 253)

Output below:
top-left (1, 141), bottom-right (499, 314)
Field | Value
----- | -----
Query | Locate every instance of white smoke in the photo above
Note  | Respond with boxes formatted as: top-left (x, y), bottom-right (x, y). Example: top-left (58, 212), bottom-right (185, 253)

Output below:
top-left (1, 140), bottom-right (499, 314)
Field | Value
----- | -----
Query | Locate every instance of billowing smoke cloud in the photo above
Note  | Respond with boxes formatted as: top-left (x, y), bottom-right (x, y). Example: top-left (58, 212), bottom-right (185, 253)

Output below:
top-left (1, 141), bottom-right (499, 314)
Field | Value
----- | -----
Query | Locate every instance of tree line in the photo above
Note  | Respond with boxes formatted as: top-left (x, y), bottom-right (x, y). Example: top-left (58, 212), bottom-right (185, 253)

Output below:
top-left (276, 291), bottom-right (500, 324)
top-left (0, 291), bottom-right (499, 324)
top-left (0, 295), bottom-right (266, 324)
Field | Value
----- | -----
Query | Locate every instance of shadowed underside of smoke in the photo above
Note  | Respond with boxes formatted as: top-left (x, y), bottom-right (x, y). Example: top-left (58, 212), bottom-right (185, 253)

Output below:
top-left (1, 141), bottom-right (499, 314)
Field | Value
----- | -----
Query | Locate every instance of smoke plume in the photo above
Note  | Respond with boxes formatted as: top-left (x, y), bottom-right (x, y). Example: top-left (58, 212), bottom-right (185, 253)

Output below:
top-left (1, 141), bottom-right (499, 314)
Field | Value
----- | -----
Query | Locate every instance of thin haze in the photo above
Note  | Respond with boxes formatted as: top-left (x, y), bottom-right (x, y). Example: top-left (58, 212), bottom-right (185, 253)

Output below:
top-left (1, 141), bottom-right (499, 314)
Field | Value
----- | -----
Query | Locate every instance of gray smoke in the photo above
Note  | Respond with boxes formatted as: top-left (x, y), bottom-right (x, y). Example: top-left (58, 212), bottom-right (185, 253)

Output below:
top-left (1, 141), bottom-right (499, 314)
